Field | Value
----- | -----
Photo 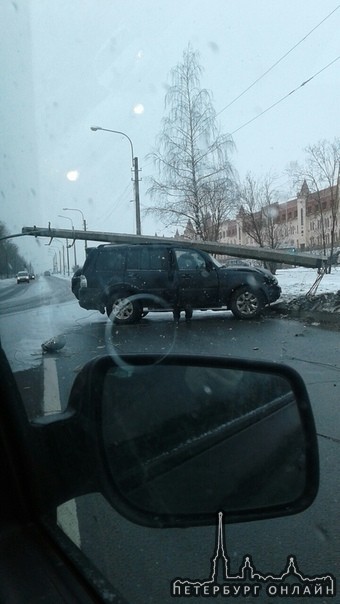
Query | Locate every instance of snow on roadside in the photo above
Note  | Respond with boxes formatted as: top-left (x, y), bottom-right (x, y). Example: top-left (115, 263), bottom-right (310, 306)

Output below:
top-left (276, 266), bottom-right (340, 301)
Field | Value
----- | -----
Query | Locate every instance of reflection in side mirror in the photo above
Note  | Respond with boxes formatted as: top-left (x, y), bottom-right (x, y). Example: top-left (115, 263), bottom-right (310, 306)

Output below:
top-left (89, 355), bottom-right (318, 527)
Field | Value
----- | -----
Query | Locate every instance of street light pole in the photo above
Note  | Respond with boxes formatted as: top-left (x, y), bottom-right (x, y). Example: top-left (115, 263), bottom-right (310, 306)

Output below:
top-left (90, 126), bottom-right (141, 235)
top-left (47, 246), bottom-right (60, 273)
top-left (63, 207), bottom-right (87, 251)
top-left (54, 239), bottom-right (66, 275)
top-left (58, 215), bottom-right (78, 270)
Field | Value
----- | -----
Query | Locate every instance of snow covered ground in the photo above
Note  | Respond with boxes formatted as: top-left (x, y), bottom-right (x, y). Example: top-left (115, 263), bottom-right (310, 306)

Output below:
top-left (275, 266), bottom-right (340, 301)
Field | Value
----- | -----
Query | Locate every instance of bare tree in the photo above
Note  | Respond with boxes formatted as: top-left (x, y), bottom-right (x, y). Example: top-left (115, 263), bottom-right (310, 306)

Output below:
top-left (0, 222), bottom-right (29, 277)
top-left (288, 138), bottom-right (340, 265)
top-left (146, 46), bottom-right (236, 240)
top-left (237, 174), bottom-right (283, 273)
top-left (237, 173), bottom-right (283, 246)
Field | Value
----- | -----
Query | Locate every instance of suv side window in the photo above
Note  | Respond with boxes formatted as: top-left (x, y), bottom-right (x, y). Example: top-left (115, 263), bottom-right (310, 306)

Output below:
top-left (175, 250), bottom-right (206, 270)
top-left (96, 248), bottom-right (125, 271)
top-left (126, 247), bottom-right (141, 269)
top-left (140, 247), bottom-right (169, 270)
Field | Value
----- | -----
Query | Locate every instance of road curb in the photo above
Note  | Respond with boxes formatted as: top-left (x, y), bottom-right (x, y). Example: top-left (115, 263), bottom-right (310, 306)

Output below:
top-left (270, 302), bottom-right (340, 325)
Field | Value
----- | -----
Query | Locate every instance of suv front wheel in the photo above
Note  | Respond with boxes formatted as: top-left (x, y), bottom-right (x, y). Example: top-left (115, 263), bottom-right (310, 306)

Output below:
top-left (107, 293), bottom-right (142, 324)
top-left (230, 286), bottom-right (265, 320)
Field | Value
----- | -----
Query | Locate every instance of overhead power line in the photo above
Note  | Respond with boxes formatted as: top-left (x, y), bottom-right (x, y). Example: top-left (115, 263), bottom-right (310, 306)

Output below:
top-left (96, 182), bottom-right (132, 224)
top-left (230, 54), bottom-right (340, 135)
top-left (216, 5), bottom-right (340, 117)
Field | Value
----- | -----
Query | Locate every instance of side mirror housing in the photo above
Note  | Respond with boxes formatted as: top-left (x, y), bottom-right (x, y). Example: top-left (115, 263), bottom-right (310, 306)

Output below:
top-left (45, 354), bottom-right (318, 528)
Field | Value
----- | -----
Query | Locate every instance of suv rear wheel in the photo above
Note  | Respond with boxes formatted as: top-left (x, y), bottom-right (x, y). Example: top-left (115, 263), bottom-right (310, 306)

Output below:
top-left (230, 286), bottom-right (265, 319)
top-left (107, 293), bottom-right (142, 324)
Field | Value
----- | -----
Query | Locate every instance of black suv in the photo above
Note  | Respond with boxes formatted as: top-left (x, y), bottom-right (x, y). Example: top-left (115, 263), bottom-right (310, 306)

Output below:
top-left (71, 243), bottom-right (281, 323)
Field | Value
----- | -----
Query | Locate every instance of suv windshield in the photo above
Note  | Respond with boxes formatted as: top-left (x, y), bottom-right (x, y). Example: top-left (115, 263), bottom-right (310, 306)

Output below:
top-left (1, 2), bottom-right (339, 603)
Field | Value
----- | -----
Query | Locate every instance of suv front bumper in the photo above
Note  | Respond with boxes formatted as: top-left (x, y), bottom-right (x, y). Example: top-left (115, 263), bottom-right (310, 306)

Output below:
top-left (266, 283), bottom-right (281, 303)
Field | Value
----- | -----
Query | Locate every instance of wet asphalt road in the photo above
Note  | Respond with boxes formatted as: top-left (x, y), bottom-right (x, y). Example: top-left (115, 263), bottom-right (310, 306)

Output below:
top-left (69, 311), bottom-right (340, 603)
top-left (0, 276), bottom-right (339, 602)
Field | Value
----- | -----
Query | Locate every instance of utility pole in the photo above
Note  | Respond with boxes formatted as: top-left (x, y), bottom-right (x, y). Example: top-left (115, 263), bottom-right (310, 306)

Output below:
top-left (66, 239), bottom-right (70, 276)
top-left (134, 157), bottom-right (141, 235)
top-left (62, 245), bottom-right (65, 275)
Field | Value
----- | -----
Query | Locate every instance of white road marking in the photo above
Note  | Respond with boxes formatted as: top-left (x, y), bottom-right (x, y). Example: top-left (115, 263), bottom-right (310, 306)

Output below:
top-left (43, 356), bottom-right (81, 548)
top-left (43, 357), bottom-right (62, 413)
top-left (57, 499), bottom-right (81, 548)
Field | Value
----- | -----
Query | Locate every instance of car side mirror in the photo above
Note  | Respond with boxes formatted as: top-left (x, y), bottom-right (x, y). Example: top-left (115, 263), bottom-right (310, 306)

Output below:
top-left (59, 354), bottom-right (318, 528)
top-left (205, 261), bottom-right (215, 271)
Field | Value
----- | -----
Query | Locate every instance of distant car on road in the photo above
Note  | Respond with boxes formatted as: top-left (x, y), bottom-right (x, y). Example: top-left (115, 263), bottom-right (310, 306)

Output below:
top-left (30, 274), bottom-right (35, 280)
top-left (44, 271), bottom-right (51, 277)
top-left (16, 271), bottom-right (30, 284)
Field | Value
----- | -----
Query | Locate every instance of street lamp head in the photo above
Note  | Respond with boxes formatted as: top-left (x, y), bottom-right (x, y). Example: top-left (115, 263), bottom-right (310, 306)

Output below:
top-left (58, 214), bottom-right (73, 225)
top-left (88, 126), bottom-right (140, 234)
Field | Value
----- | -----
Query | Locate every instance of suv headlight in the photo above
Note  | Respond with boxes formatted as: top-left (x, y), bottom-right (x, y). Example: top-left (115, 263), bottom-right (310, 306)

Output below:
top-left (264, 274), bottom-right (278, 285)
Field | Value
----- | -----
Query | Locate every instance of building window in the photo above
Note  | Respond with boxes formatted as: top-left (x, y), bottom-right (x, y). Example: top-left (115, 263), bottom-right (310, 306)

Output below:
top-left (300, 208), bottom-right (304, 226)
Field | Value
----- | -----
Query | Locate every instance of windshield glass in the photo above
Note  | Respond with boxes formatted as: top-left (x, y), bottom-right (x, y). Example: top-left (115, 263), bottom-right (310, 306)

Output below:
top-left (1, 1), bottom-right (339, 602)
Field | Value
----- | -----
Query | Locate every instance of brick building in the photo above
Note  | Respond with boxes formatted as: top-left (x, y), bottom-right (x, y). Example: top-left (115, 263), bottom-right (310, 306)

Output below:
top-left (219, 182), bottom-right (339, 252)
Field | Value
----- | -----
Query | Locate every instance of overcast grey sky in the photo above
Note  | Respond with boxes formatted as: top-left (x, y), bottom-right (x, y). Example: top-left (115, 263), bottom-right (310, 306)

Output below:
top-left (1, 0), bottom-right (339, 270)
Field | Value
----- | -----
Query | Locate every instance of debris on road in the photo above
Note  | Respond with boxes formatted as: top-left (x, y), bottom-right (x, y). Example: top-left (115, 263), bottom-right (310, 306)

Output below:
top-left (41, 334), bottom-right (66, 353)
top-left (286, 291), bottom-right (340, 314)
top-left (271, 290), bottom-right (340, 326)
